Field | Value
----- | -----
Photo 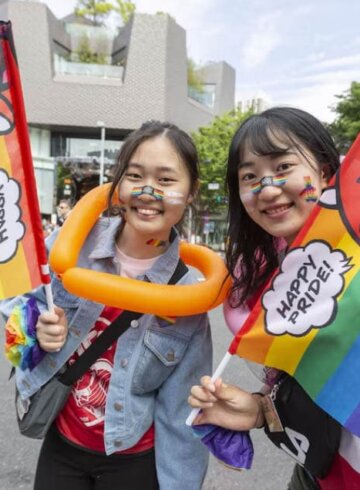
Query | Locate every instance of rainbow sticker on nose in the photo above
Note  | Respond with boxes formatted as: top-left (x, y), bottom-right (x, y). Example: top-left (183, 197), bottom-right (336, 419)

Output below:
top-left (131, 185), bottom-right (164, 200)
top-left (300, 176), bottom-right (317, 202)
top-left (251, 174), bottom-right (287, 194)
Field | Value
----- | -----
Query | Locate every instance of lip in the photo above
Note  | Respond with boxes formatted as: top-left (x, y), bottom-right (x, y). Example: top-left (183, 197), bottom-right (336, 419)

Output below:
top-left (261, 203), bottom-right (293, 218)
top-left (131, 206), bottom-right (163, 217)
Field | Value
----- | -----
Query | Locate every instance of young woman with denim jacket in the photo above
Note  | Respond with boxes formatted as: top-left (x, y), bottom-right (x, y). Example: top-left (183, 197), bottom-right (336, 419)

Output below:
top-left (1, 121), bottom-right (212, 490)
top-left (188, 108), bottom-right (359, 489)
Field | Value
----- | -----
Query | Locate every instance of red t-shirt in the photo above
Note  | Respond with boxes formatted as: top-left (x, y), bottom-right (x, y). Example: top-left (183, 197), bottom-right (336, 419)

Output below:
top-left (56, 306), bottom-right (154, 453)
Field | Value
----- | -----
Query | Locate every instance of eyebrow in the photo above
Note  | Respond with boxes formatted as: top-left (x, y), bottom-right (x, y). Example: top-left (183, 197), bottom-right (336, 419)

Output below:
top-left (238, 151), bottom-right (298, 169)
top-left (128, 162), bottom-right (178, 173)
top-left (237, 161), bottom-right (254, 170)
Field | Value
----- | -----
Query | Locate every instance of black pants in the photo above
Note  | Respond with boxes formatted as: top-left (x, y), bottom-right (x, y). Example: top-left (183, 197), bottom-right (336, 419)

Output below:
top-left (34, 427), bottom-right (159, 490)
top-left (288, 464), bottom-right (320, 490)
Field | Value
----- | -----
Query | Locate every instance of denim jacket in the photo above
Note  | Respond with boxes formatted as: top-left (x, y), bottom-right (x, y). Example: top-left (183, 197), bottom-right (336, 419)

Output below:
top-left (1, 217), bottom-right (212, 489)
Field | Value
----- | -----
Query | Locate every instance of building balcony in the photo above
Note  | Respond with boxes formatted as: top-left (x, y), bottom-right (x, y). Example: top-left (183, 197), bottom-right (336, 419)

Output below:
top-left (54, 54), bottom-right (124, 79)
top-left (187, 84), bottom-right (216, 110)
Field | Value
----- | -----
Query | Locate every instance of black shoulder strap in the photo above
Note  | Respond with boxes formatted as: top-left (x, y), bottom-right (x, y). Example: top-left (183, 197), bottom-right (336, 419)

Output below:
top-left (59, 259), bottom-right (188, 386)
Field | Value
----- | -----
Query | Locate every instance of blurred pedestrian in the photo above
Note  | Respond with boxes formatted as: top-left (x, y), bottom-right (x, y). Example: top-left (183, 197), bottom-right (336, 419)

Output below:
top-left (56, 199), bottom-right (72, 227)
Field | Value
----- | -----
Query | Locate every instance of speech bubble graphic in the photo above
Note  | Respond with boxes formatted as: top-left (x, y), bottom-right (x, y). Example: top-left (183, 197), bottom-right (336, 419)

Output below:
top-left (0, 169), bottom-right (25, 263)
top-left (263, 240), bottom-right (353, 336)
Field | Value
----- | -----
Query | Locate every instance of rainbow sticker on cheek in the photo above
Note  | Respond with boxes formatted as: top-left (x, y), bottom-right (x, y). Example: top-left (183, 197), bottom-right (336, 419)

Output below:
top-left (299, 176), bottom-right (318, 202)
top-left (250, 182), bottom-right (262, 194)
top-left (131, 185), bottom-right (164, 200)
top-left (163, 191), bottom-right (185, 205)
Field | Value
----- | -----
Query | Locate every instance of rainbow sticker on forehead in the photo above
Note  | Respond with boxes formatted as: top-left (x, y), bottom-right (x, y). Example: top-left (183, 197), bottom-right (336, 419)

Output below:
top-left (131, 185), bottom-right (164, 200)
top-left (250, 174), bottom-right (287, 194)
top-left (300, 176), bottom-right (318, 202)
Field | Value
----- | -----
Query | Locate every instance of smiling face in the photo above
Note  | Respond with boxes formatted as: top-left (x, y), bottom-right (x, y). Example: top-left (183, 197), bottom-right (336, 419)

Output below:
top-left (117, 135), bottom-right (193, 252)
top-left (238, 142), bottom-right (328, 244)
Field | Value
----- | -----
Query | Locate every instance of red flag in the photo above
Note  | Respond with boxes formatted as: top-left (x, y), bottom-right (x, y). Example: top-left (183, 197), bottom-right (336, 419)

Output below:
top-left (0, 21), bottom-right (50, 299)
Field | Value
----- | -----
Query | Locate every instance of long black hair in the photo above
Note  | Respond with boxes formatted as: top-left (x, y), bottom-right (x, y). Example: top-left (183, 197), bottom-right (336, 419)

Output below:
top-left (225, 106), bottom-right (340, 307)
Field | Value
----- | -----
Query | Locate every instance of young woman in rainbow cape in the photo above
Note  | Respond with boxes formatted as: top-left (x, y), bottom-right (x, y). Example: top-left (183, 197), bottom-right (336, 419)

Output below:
top-left (1, 121), bottom-right (212, 490)
top-left (189, 107), bottom-right (360, 489)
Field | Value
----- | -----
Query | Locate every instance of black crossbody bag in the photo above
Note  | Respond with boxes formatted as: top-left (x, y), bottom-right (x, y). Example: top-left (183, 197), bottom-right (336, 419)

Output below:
top-left (15, 259), bottom-right (188, 439)
top-left (263, 373), bottom-right (342, 479)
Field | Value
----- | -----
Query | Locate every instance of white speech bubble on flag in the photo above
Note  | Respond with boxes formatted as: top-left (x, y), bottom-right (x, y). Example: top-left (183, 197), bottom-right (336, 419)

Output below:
top-left (263, 241), bottom-right (353, 336)
top-left (0, 168), bottom-right (25, 263)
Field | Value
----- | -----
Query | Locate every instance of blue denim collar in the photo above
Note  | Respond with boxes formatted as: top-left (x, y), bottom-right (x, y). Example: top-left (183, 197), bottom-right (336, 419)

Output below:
top-left (88, 218), bottom-right (182, 285)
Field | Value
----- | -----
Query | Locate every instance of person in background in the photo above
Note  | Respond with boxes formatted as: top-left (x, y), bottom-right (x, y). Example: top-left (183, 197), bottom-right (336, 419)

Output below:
top-left (56, 198), bottom-right (72, 226)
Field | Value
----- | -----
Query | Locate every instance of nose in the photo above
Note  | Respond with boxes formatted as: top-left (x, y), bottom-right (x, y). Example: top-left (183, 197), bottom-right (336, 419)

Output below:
top-left (257, 184), bottom-right (283, 201)
top-left (133, 184), bottom-right (161, 202)
top-left (138, 191), bottom-right (157, 203)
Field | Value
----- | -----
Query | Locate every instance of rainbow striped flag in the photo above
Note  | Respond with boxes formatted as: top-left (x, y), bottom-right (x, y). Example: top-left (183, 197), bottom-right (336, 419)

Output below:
top-left (0, 22), bottom-right (49, 299)
top-left (229, 134), bottom-right (360, 436)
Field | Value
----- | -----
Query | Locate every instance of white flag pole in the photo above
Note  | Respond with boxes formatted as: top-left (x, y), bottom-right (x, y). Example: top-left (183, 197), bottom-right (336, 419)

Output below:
top-left (185, 351), bottom-right (232, 426)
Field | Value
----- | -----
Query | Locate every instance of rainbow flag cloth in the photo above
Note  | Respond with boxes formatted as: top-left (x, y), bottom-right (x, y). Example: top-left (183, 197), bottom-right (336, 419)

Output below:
top-left (0, 22), bottom-right (49, 299)
top-left (229, 134), bottom-right (360, 436)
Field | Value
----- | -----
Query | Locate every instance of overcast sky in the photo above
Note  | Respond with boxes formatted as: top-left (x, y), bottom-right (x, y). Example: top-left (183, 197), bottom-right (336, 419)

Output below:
top-left (40, 0), bottom-right (360, 122)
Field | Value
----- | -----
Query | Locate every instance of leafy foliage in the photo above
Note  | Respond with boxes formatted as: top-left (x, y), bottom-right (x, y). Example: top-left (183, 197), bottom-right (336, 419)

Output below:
top-left (75, 0), bottom-right (114, 25)
top-left (113, 0), bottom-right (136, 24)
top-left (187, 58), bottom-right (204, 92)
top-left (74, 35), bottom-right (107, 64)
top-left (192, 108), bottom-right (252, 213)
top-left (75, 0), bottom-right (136, 26)
top-left (327, 81), bottom-right (360, 153)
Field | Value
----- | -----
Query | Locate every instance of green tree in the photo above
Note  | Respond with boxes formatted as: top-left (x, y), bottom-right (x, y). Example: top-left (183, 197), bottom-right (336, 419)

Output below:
top-left (75, 34), bottom-right (107, 64)
top-left (328, 81), bottom-right (360, 153)
top-left (113, 0), bottom-right (136, 25)
top-left (75, 0), bottom-right (114, 26)
top-left (192, 108), bottom-right (252, 213)
top-left (187, 58), bottom-right (204, 92)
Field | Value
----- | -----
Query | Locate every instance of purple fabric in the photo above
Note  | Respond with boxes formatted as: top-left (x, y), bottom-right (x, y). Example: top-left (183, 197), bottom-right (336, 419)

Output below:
top-left (31, 342), bottom-right (46, 368)
top-left (192, 424), bottom-right (254, 469)
top-left (25, 297), bottom-right (40, 338)
top-left (22, 298), bottom-right (45, 371)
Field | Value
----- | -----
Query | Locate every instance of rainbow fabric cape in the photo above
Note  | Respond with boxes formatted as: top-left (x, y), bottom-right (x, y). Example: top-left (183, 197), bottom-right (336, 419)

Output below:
top-left (229, 134), bottom-right (360, 436)
top-left (0, 22), bottom-right (49, 299)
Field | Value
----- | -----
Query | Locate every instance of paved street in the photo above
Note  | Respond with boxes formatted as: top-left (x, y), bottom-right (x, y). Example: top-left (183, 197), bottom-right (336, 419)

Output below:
top-left (0, 306), bottom-right (294, 489)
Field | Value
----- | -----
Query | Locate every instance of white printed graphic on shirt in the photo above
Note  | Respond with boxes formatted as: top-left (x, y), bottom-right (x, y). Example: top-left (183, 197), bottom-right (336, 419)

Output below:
top-left (68, 316), bottom-right (114, 427)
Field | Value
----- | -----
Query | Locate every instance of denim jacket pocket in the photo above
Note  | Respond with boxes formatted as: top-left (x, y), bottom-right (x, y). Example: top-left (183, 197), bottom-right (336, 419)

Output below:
top-left (132, 327), bottom-right (189, 394)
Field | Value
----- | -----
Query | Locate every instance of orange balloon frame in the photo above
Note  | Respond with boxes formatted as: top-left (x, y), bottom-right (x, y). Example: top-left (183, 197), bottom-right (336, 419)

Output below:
top-left (49, 184), bottom-right (231, 316)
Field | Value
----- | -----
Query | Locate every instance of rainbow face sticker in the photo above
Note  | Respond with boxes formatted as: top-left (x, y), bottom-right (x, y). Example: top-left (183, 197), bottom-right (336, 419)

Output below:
top-left (146, 238), bottom-right (167, 247)
top-left (299, 176), bottom-right (318, 202)
top-left (131, 185), bottom-right (164, 200)
top-left (250, 174), bottom-right (287, 194)
top-left (163, 191), bottom-right (185, 205)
